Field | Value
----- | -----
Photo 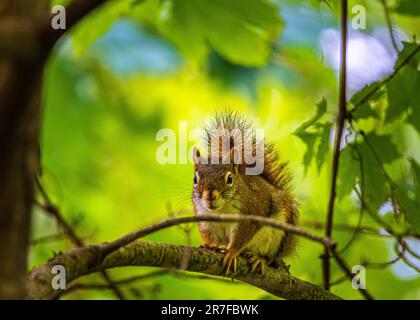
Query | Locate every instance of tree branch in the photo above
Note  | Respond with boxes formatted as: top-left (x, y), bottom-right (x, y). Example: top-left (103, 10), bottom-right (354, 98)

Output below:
top-left (56, 269), bottom-right (240, 299)
top-left (28, 241), bottom-right (341, 300)
top-left (323, 0), bottom-right (348, 291)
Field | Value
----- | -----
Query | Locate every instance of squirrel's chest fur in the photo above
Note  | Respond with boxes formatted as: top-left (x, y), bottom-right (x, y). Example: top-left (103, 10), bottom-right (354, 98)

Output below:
top-left (195, 176), bottom-right (290, 259)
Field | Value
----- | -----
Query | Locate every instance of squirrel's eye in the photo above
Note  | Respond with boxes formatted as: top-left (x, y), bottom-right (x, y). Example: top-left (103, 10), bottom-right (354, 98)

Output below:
top-left (225, 172), bottom-right (233, 186)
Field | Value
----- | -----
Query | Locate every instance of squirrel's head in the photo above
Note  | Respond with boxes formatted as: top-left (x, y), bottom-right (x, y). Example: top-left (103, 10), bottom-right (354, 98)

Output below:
top-left (192, 147), bottom-right (240, 212)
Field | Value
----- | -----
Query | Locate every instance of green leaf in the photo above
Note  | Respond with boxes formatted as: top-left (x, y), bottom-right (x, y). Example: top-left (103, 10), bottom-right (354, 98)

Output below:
top-left (391, 160), bottom-right (420, 235)
top-left (407, 73), bottom-right (420, 133)
top-left (393, 0), bottom-right (420, 16)
top-left (294, 98), bottom-right (331, 173)
top-left (165, 0), bottom-right (282, 66)
top-left (363, 133), bottom-right (401, 164)
top-left (352, 102), bottom-right (380, 120)
top-left (395, 41), bottom-right (420, 67)
top-left (337, 146), bottom-right (359, 199)
top-left (408, 102), bottom-right (420, 133)
top-left (71, 0), bottom-right (132, 55)
top-left (294, 98), bottom-right (327, 134)
top-left (410, 159), bottom-right (420, 201)
top-left (350, 82), bottom-right (384, 120)
top-left (381, 211), bottom-right (407, 235)
top-left (385, 65), bottom-right (418, 123)
top-left (339, 133), bottom-right (400, 207)
top-left (316, 122), bottom-right (332, 172)
top-left (395, 188), bottom-right (420, 234)
top-left (404, 160), bottom-right (420, 233)
top-left (385, 42), bottom-right (420, 123)
top-left (350, 82), bottom-right (384, 105)
top-left (358, 141), bottom-right (390, 209)
top-left (295, 132), bottom-right (318, 173)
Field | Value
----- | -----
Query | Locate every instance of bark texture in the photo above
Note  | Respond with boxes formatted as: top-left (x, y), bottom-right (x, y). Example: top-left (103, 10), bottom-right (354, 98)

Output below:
top-left (0, 0), bottom-right (48, 299)
top-left (28, 241), bottom-right (341, 300)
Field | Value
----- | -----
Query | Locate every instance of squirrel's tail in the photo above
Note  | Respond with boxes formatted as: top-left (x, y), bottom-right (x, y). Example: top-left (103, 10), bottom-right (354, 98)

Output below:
top-left (203, 109), bottom-right (292, 191)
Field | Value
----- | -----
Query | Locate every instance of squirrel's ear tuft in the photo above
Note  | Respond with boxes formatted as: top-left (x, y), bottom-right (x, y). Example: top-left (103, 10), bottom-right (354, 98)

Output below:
top-left (193, 146), bottom-right (201, 165)
top-left (233, 164), bottom-right (239, 174)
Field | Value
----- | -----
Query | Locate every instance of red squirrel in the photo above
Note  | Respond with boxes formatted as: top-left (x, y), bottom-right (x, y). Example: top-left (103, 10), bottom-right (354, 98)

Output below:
top-left (192, 111), bottom-right (299, 274)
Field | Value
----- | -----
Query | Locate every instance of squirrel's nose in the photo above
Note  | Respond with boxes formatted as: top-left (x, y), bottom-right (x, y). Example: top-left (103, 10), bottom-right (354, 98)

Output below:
top-left (203, 190), bottom-right (220, 201)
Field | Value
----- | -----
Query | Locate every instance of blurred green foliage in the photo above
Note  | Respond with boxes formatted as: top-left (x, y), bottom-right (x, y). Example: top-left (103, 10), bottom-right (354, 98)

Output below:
top-left (30, 0), bottom-right (420, 299)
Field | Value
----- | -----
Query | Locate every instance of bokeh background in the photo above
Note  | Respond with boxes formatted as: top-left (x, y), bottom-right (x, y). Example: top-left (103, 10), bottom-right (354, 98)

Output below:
top-left (30, 0), bottom-right (420, 299)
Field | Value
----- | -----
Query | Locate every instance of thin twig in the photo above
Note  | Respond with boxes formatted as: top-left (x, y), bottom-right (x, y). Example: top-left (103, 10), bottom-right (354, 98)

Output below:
top-left (362, 256), bottom-right (401, 269)
top-left (100, 213), bottom-right (334, 258)
top-left (395, 241), bottom-right (420, 272)
top-left (34, 176), bottom-right (126, 300)
top-left (353, 187), bottom-right (396, 235)
top-left (323, 0), bottom-right (348, 291)
top-left (302, 220), bottom-right (393, 238)
top-left (329, 274), bottom-right (348, 287)
top-left (379, 0), bottom-right (399, 53)
top-left (30, 233), bottom-right (65, 245)
top-left (329, 246), bottom-right (375, 300)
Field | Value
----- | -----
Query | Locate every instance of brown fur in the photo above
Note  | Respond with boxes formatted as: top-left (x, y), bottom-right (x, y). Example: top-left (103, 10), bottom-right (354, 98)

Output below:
top-left (192, 111), bottom-right (299, 266)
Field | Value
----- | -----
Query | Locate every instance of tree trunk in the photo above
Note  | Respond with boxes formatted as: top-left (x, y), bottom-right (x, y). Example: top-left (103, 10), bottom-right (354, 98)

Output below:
top-left (0, 0), bottom-right (48, 299)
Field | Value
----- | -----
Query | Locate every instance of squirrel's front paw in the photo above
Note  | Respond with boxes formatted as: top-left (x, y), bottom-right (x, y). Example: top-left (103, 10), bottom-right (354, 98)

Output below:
top-left (222, 249), bottom-right (238, 276)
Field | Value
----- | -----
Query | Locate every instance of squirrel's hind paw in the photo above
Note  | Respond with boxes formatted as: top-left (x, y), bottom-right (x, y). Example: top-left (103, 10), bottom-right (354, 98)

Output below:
top-left (242, 252), bottom-right (267, 274)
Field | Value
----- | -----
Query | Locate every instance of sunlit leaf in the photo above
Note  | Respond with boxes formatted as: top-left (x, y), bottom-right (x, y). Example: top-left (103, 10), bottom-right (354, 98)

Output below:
top-left (363, 133), bottom-right (401, 164)
top-left (350, 82), bottom-right (384, 120)
top-left (358, 141), bottom-right (389, 209)
top-left (71, 0), bottom-right (133, 55)
top-left (395, 188), bottom-right (420, 234)
top-left (340, 133), bottom-right (400, 207)
top-left (381, 211), bottom-right (407, 235)
top-left (164, 0), bottom-right (283, 66)
top-left (295, 132), bottom-right (318, 173)
top-left (396, 159), bottom-right (420, 234)
top-left (393, 0), bottom-right (420, 16)
top-left (386, 66), bottom-right (418, 123)
top-left (352, 103), bottom-right (380, 120)
top-left (337, 146), bottom-right (358, 199)
top-left (350, 82), bottom-right (384, 105)
top-left (385, 42), bottom-right (420, 123)
top-left (294, 98), bottom-right (327, 134)
top-left (395, 41), bottom-right (420, 66)
top-left (410, 159), bottom-right (420, 200)
top-left (316, 122), bottom-right (332, 172)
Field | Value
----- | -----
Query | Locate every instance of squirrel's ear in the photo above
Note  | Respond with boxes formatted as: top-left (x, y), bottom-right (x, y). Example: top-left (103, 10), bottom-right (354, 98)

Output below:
top-left (193, 146), bottom-right (201, 165)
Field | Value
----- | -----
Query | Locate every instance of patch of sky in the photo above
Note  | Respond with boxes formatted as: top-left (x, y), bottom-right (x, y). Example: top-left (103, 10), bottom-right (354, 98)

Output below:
top-left (90, 19), bottom-right (182, 75)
